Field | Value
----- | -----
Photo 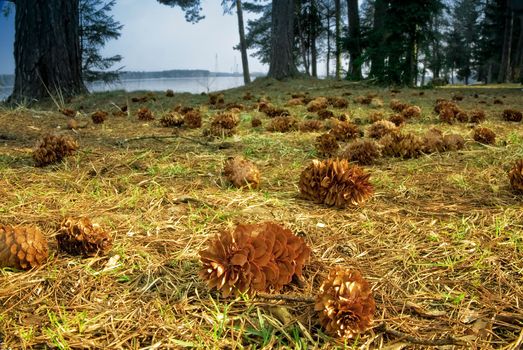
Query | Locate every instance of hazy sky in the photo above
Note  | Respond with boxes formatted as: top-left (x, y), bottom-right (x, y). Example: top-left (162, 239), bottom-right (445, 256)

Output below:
top-left (0, 0), bottom-right (268, 75)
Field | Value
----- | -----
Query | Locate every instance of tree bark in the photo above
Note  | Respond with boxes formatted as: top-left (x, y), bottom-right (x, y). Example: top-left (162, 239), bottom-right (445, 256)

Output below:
top-left (498, 1), bottom-right (513, 82)
top-left (517, 15), bottom-right (523, 82)
top-left (347, 0), bottom-right (362, 80)
top-left (235, 0), bottom-right (251, 84)
top-left (326, 14), bottom-right (330, 77)
top-left (335, 0), bottom-right (341, 80)
top-left (310, 0), bottom-right (318, 78)
top-left (9, 0), bottom-right (87, 103)
top-left (369, 0), bottom-right (386, 79)
top-left (268, 0), bottom-right (299, 79)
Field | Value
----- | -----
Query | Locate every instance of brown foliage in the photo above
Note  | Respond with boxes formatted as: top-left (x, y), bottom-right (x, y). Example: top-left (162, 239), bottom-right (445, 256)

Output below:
top-left (60, 108), bottom-right (76, 118)
top-left (401, 105), bottom-right (421, 119)
top-left (0, 224), bottom-right (48, 270)
top-left (317, 109), bottom-right (335, 120)
top-left (389, 99), bottom-right (408, 113)
top-left (209, 93), bottom-right (225, 105)
top-left (307, 97), bottom-right (329, 112)
top-left (33, 134), bottom-right (79, 167)
top-left (443, 134), bottom-right (465, 151)
top-left (388, 114), bottom-right (406, 127)
top-left (184, 110), bottom-right (202, 129)
top-left (223, 157), bottom-right (261, 189)
top-left (251, 118), bottom-right (262, 128)
top-left (469, 110), bottom-right (486, 124)
top-left (327, 96), bottom-right (349, 108)
top-left (57, 217), bottom-right (113, 257)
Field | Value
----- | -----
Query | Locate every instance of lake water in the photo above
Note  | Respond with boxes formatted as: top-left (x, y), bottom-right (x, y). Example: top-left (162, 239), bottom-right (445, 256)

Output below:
top-left (0, 76), bottom-right (251, 101)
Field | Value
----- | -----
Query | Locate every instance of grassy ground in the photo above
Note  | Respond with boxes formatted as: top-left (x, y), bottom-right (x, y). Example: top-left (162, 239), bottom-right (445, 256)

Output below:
top-left (0, 78), bottom-right (522, 349)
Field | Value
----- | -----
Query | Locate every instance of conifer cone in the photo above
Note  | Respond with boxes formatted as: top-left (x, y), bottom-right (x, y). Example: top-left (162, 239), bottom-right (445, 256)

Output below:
top-left (91, 110), bottom-right (108, 124)
top-left (315, 134), bottom-right (340, 157)
top-left (286, 98), bottom-right (305, 106)
top-left (60, 108), bottom-right (76, 118)
top-left (401, 105), bottom-right (421, 119)
top-left (434, 100), bottom-right (459, 114)
top-left (388, 114), bottom-right (406, 127)
top-left (473, 127), bottom-right (496, 145)
top-left (439, 108), bottom-right (456, 124)
top-left (315, 267), bottom-right (375, 339)
top-left (423, 128), bottom-right (446, 153)
top-left (212, 113), bottom-right (240, 129)
top-left (299, 158), bottom-right (373, 208)
top-left (502, 109), bottom-right (523, 122)
top-left (380, 132), bottom-right (424, 159)
top-left (328, 96), bottom-right (349, 108)
top-left (137, 107), bottom-right (154, 121)
top-left (389, 99), bottom-right (408, 113)
top-left (307, 97), bottom-right (329, 112)
top-left (223, 156), bottom-right (260, 189)
top-left (469, 110), bottom-right (486, 123)
top-left (33, 134), bottom-right (79, 167)
top-left (341, 140), bottom-right (381, 165)
top-left (57, 217), bottom-right (113, 257)
top-left (0, 224), bottom-right (48, 270)
top-left (299, 120), bottom-right (323, 132)
top-left (367, 120), bottom-right (398, 139)
top-left (329, 121), bottom-right (362, 142)
top-left (199, 222), bottom-right (310, 297)
top-left (160, 112), bottom-right (184, 127)
top-left (184, 110), bottom-right (202, 129)
top-left (266, 117), bottom-right (297, 132)
top-left (508, 160), bottom-right (523, 192)
top-left (455, 110), bottom-right (469, 123)
top-left (251, 118), bottom-right (262, 128)
top-left (317, 109), bottom-right (335, 120)
top-left (443, 134), bottom-right (465, 151)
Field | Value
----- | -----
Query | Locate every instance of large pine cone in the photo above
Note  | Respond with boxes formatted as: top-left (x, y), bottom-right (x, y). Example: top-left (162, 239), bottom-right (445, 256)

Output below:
top-left (422, 128), bottom-right (446, 153)
top-left (307, 97), bottom-right (329, 112)
top-left (299, 158), bottom-right (373, 208)
top-left (199, 222), bottom-right (310, 297)
top-left (33, 134), bottom-right (79, 167)
top-left (341, 140), bottom-right (381, 165)
top-left (223, 156), bottom-right (260, 189)
top-left (57, 217), bottom-right (113, 257)
top-left (443, 134), bottom-right (465, 151)
top-left (469, 109), bottom-right (486, 123)
top-left (401, 105), bottom-right (421, 119)
top-left (0, 224), bottom-right (48, 270)
top-left (315, 267), bottom-right (375, 339)
top-left (509, 160), bottom-right (523, 192)
top-left (389, 99), bottom-right (408, 113)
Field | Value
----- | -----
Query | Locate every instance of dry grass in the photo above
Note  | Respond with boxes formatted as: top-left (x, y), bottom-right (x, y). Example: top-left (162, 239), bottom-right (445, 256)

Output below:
top-left (1, 78), bottom-right (522, 349)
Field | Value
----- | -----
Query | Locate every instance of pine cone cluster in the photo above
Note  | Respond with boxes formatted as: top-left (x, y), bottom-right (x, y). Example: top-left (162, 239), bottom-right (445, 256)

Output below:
top-left (199, 222), bottom-right (310, 297)
top-left (340, 140), bottom-right (381, 165)
top-left (137, 107), bottom-right (154, 121)
top-left (502, 109), bottom-right (522, 122)
top-left (401, 105), bottom-right (421, 119)
top-left (315, 134), bottom-right (339, 157)
top-left (266, 117), bottom-right (297, 133)
top-left (469, 109), bottom-right (486, 123)
top-left (315, 267), bottom-right (375, 339)
top-left (160, 112), bottom-right (185, 127)
top-left (473, 127), bottom-right (496, 145)
top-left (508, 160), bottom-right (523, 192)
top-left (367, 120), bottom-right (398, 139)
top-left (57, 217), bottom-right (113, 257)
top-left (0, 224), bottom-right (48, 270)
top-left (33, 134), bottom-right (79, 167)
top-left (184, 110), bottom-right (202, 129)
top-left (380, 132), bottom-right (424, 159)
top-left (329, 121), bottom-right (362, 142)
top-left (299, 120), bottom-right (323, 132)
top-left (91, 110), bottom-right (108, 124)
top-left (307, 97), bottom-right (329, 112)
top-left (299, 158), bottom-right (373, 208)
top-left (223, 156), bottom-right (260, 189)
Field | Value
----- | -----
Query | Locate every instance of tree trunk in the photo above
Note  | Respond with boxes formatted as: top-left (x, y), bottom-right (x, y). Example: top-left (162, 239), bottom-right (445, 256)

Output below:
top-left (347, 0), bottom-right (362, 80)
top-left (498, 2), bottom-right (513, 82)
top-left (335, 0), bottom-right (341, 80)
top-left (9, 0), bottom-right (87, 103)
top-left (310, 0), bottom-right (318, 78)
top-left (236, 0), bottom-right (251, 84)
top-left (326, 14), bottom-right (330, 78)
top-left (369, 0), bottom-right (385, 79)
top-left (268, 0), bottom-right (298, 79)
top-left (517, 15), bottom-right (523, 82)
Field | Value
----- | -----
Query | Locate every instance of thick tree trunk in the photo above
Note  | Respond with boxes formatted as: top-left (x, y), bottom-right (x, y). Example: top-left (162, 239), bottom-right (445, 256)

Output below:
top-left (369, 0), bottom-right (386, 79)
top-left (326, 15), bottom-right (330, 78)
top-left (335, 0), bottom-right (341, 80)
top-left (347, 0), bottom-right (362, 80)
top-left (268, 0), bottom-right (298, 79)
top-left (498, 2), bottom-right (513, 82)
top-left (236, 0), bottom-right (251, 84)
top-left (310, 0), bottom-right (318, 78)
top-left (9, 0), bottom-right (87, 103)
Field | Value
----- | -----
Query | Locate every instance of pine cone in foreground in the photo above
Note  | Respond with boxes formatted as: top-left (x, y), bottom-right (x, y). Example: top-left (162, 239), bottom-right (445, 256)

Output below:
top-left (315, 267), bottom-right (375, 339)
top-left (0, 224), bottom-right (48, 270)
top-left (340, 140), bottom-right (381, 165)
top-left (223, 156), bottom-right (260, 189)
top-left (211, 113), bottom-right (240, 130)
top-left (508, 160), bottom-right (523, 192)
top-left (199, 222), bottom-right (310, 297)
top-left (473, 127), bottom-right (496, 145)
top-left (315, 134), bottom-right (339, 157)
top-left (299, 158), bottom-right (373, 208)
top-left (33, 134), bottom-right (79, 167)
top-left (160, 112), bottom-right (184, 127)
top-left (57, 217), bottom-right (113, 257)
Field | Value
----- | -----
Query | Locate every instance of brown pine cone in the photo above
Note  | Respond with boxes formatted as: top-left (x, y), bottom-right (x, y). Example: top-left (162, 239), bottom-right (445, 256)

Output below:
top-left (317, 109), bottom-right (335, 120)
top-left (340, 140), bottom-right (381, 165)
top-left (423, 128), bottom-right (446, 153)
top-left (184, 110), bottom-right (202, 129)
top-left (443, 134), bottom-right (465, 151)
top-left (315, 134), bottom-right (339, 157)
top-left (367, 120), bottom-right (397, 139)
top-left (469, 110), bottom-right (486, 123)
top-left (251, 118), bottom-right (262, 128)
top-left (299, 158), bottom-right (373, 208)
top-left (33, 134), bottom-right (79, 167)
top-left (57, 217), bottom-right (113, 257)
top-left (389, 99), bottom-right (408, 112)
top-left (439, 108), bottom-right (456, 124)
top-left (223, 156), bottom-right (260, 189)
top-left (60, 108), bottom-right (76, 118)
top-left (473, 127), bottom-right (496, 145)
top-left (307, 97), bottom-right (329, 112)
top-left (91, 110), bottom-right (108, 124)
top-left (137, 107), bottom-right (154, 121)
top-left (401, 105), bottom-right (421, 118)
top-left (266, 117), bottom-right (297, 133)
top-left (0, 224), bottom-right (48, 270)
top-left (286, 98), bottom-right (305, 106)
top-left (380, 132), bottom-right (424, 159)
top-left (209, 93), bottom-right (225, 106)
top-left (434, 100), bottom-right (459, 114)
top-left (367, 111), bottom-right (384, 123)
top-left (508, 160), bottom-right (523, 192)
top-left (299, 120), bottom-right (323, 132)
top-left (315, 267), bottom-right (375, 339)
top-left (329, 121), bottom-right (362, 142)
top-left (502, 109), bottom-right (522, 122)
top-left (160, 112), bottom-right (184, 127)
top-left (388, 114), bottom-right (406, 127)
top-left (211, 113), bottom-right (240, 130)
top-left (327, 96), bottom-right (349, 108)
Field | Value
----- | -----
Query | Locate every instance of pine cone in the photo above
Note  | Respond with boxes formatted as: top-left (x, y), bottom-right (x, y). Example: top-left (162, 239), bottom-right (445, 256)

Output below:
top-left (473, 127), bottom-right (496, 145)
top-left (307, 97), bottom-right (329, 112)
top-left (266, 117), bottom-right (297, 133)
top-left (401, 105), bottom-right (421, 119)
top-left (380, 132), bottom-right (424, 159)
top-left (209, 93), bottom-right (225, 105)
top-left (469, 110), bottom-right (486, 123)
top-left (57, 217), bottom-right (113, 257)
top-left (443, 134), bottom-right (465, 151)
top-left (160, 112), bottom-right (184, 127)
top-left (251, 118), bottom-right (262, 128)
top-left (367, 120), bottom-right (397, 139)
top-left (299, 120), bottom-right (323, 132)
top-left (211, 113), bottom-right (240, 129)
top-left (509, 160), bottom-right (523, 192)
top-left (340, 140), bottom-right (381, 165)
top-left (423, 128), bottom-right (446, 153)
top-left (389, 99), bottom-right (408, 112)
top-left (315, 134), bottom-right (339, 157)
top-left (354, 95), bottom-right (373, 105)
top-left (434, 100), bottom-right (459, 114)
top-left (265, 106), bottom-right (290, 118)
top-left (60, 108), bottom-right (76, 118)
top-left (91, 110), bottom-right (108, 124)
top-left (439, 108), bottom-right (455, 124)
top-left (368, 111), bottom-right (384, 123)
top-left (137, 107), bottom-right (154, 121)
top-left (184, 110), bottom-right (202, 129)
top-left (199, 222), bottom-right (310, 297)
top-left (315, 267), bottom-right (375, 339)
top-left (286, 98), bottom-right (305, 106)
top-left (455, 111), bottom-right (469, 123)
top-left (317, 110), bottom-right (335, 120)
top-left (0, 224), bottom-right (48, 270)
top-left (502, 109), bottom-right (522, 122)
top-left (299, 158), bottom-right (373, 208)
top-left (329, 121), bottom-right (362, 142)
top-left (328, 96), bottom-right (349, 108)
top-left (388, 114), bottom-right (406, 127)
top-left (33, 134), bottom-right (79, 167)
top-left (223, 156), bottom-right (260, 189)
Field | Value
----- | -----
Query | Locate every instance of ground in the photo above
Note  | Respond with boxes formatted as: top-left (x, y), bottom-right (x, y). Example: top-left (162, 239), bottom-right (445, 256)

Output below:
top-left (0, 78), bottom-right (522, 349)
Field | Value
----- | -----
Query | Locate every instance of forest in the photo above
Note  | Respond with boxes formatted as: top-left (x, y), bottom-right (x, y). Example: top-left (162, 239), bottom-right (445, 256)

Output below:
top-left (0, 0), bottom-right (522, 349)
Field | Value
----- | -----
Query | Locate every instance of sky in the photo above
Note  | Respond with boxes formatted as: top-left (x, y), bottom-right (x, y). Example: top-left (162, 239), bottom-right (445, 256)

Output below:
top-left (0, 0), bottom-right (268, 75)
